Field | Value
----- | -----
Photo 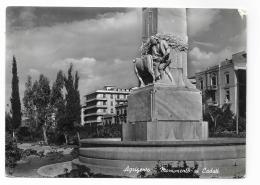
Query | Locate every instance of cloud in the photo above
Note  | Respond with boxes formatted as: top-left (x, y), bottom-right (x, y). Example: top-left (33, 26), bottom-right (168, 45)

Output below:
top-left (52, 57), bottom-right (96, 70)
top-left (158, 9), bottom-right (187, 38)
top-left (6, 9), bottom-right (141, 104)
top-left (6, 7), bottom-right (37, 31)
top-left (228, 29), bottom-right (247, 52)
top-left (191, 40), bottom-right (216, 48)
top-left (188, 46), bottom-right (233, 75)
top-left (28, 68), bottom-right (40, 77)
top-left (187, 9), bottom-right (221, 37)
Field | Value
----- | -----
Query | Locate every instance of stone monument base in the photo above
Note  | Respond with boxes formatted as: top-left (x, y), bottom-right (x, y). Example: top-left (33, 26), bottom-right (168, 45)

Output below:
top-left (72, 138), bottom-right (245, 178)
top-left (123, 83), bottom-right (208, 141)
top-left (123, 121), bottom-right (208, 141)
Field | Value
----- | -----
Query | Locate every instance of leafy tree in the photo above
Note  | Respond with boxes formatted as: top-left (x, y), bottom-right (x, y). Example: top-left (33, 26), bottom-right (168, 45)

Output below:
top-left (63, 64), bottom-right (81, 144)
top-left (10, 56), bottom-right (22, 139)
top-left (23, 76), bottom-right (37, 140)
top-left (204, 103), bottom-right (235, 134)
top-left (32, 74), bottom-right (52, 144)
top-left (50, 71), bottom-right (66, 143)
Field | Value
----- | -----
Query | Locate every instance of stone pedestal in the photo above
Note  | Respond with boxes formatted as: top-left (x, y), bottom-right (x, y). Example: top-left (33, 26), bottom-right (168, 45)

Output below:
top-left (123, 83), bottom-right (208, 141)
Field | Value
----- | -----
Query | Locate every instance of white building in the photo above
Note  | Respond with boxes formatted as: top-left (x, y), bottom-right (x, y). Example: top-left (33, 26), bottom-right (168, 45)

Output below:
top-left (82, 86), bottom-right (132, 126)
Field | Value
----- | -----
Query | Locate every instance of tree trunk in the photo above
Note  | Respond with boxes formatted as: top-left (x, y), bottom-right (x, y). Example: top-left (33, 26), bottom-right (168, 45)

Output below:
top-left (42, 126), bottom-right (48, 145)
top-left (77, 132), bottom-right (80, 143)
top-left (12, 130), bottom-right (17, 142)
top-left (64, 133), bottom-right (68, 145)
top-left (12, 130), bottom-right (15, 139)
top-left (214, 119), bottom-right (217, 133)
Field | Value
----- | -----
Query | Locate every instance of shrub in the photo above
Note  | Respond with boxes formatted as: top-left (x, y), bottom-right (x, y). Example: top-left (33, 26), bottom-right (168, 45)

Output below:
top-left (56, 165), bottom-right (92, 177)
top-left (16, 127), bottom-right (31, 142)
top-left (22, 149), bottom-right (38, 158)
top-left (238, 117), bottom-right (246, 132)
top-left (70, 147), bottom-right (79, 159)
top-left (5, 134), bottom-right (23, 174)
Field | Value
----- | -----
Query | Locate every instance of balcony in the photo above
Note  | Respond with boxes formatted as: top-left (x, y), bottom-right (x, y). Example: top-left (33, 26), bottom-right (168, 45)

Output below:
top-left (115, 98), bottom-right (127, 102)
top-left (84, 120), bottom-right (102, 124)
top-left (85, 112), bottom-right (107, 117)
top-left (85, 104), bottom-right (107, 110)
top-left (207, 85), bottom-right (218, 90)
top-left (85, 97), bottom-right (107, 103)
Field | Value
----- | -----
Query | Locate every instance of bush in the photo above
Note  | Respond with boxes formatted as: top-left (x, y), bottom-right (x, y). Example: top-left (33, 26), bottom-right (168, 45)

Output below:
top-left (203, 104), bottom-right (246, 135)
top-left (56, 165), bottom-right (92, 178)
top-left (209, 131), bottom-right (246, 138)
top-left (238, 117), bottom-right (246, 132)
top-left (16, 127), bottom-right (31, 142)
top-left (21, 149), bottom-right (38, 158)
top-left (70, 147), bottom-right (79, 159)
top-left (5, 134), bottom-right (23, 174)
top-left (97, 124), bottom-right (122, 138)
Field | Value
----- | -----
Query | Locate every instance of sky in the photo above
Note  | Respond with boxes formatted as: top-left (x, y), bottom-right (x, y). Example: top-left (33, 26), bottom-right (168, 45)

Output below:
top-left (5, 7), bottom-right (246, 107)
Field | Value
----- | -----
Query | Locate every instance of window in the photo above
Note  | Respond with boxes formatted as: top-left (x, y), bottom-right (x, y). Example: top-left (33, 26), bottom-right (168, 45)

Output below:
top-left (225, 73), bottom-right (230, 84)
top-left (111, 101), bottom-right (113, 106)
top-left (110, 94), bottom-right (113, 99)
top-left (200, 80), bottom-right (204, 90)
top-left (117, 94), bottom-right (119, 99)
top-left (212, 92), bottom-right (216, 102)
top-left (103, 94), bottom-right (106, 98)
top-left (225, 89), bottom-right (230, 102)
top-left (211, 75), bottom-right (217, 87)
top-left (111, 108), bottom-right (114, 114)
top-left (103, 101), bottom-right (106, 105)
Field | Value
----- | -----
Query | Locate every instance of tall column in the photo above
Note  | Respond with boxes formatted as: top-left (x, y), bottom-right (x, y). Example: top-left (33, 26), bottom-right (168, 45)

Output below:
top-left (142, 8), bottom-right (158, 43)
top-left (158, 8), bottom-right (188, 78)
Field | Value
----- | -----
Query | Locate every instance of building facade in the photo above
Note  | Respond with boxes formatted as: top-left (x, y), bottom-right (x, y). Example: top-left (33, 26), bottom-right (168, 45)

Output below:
top-left (82, 86), bottom-right (132, 126)
top-left (195, 51), bottom-right (246, 118)
top-left (115, 102), bottom-right (128, 125)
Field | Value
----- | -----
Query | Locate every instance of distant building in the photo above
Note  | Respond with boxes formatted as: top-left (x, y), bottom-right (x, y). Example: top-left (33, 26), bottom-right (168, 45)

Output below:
top-left (115, 102), bottom-right (128, 125)
top-left (82, 86), bottom-right (132, 126)
top-left (195, 51), bottom-right (246, 118)
top-left (103, 114), bottom-right (116, 125)
top-left (188, 76), bottom-right (196, 85)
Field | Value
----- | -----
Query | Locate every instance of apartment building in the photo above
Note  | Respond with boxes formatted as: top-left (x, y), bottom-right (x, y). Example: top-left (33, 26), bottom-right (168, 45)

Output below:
top-left (195, 51), bottom-right (246, 118)
top-left (82, 86), bottom-right (132, 126)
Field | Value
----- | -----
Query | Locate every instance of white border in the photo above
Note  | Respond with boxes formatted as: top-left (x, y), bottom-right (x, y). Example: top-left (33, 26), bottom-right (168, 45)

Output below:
top-left (1, 0), bottom-right (260, 185)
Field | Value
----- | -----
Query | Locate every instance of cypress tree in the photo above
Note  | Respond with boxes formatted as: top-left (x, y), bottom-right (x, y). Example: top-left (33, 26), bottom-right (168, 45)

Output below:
top-left (10, 56), bottom-right (22, 139)
top-left (63, 64), bottom-right (81, 144)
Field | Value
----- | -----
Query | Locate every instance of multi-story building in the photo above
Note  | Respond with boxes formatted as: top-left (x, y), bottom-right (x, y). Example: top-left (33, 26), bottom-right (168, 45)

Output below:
top-left (82, 86), bottom-right (132, 126)
top-left (195, 51), bottom-right (246, 118)
top-left (115, 102), bottom-right (128, 125)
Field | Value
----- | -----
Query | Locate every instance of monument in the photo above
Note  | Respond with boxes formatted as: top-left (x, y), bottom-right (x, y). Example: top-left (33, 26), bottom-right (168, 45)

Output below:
top-left (72, 8), bottom-right (245, 178)
top-left (123, 8), bottom-right (208, 141)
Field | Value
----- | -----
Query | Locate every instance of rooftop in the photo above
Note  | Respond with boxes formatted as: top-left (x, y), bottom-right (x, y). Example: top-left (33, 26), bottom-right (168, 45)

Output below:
top-left (195, 51), bottom-right (246, 75)
top-left (84, 86), bottom-right (134, 97)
